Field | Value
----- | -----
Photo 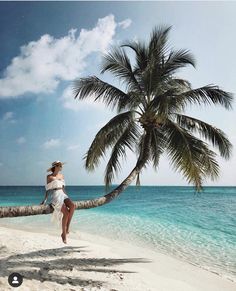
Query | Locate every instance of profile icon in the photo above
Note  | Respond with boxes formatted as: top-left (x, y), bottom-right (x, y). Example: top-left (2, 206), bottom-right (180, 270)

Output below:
top-left (12, 276), bottom-right (19, 284)
top-left (8, 272), bottom-right (23, 287)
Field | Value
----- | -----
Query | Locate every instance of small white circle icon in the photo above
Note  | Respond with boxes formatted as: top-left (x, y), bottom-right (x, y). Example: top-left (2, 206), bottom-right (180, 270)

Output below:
top-left (8, 272), bottom-right (23, 287)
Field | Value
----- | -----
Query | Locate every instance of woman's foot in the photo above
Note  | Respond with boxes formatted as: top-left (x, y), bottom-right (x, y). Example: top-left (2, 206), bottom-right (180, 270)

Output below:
top-left (61, 233), bottom-right (67, 244)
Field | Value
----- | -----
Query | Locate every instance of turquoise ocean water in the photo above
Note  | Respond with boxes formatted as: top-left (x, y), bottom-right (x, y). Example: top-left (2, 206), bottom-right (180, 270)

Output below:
top-left (0, 186), bottom-right (235, 281)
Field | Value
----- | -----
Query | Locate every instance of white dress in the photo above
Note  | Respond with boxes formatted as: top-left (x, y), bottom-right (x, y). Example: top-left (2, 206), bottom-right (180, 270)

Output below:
top-left (45, 179), bottom-right (69, 227)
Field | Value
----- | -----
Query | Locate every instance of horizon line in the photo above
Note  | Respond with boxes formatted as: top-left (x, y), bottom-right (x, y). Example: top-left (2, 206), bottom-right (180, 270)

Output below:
top-left (0, 185), bottom-right (235, 187)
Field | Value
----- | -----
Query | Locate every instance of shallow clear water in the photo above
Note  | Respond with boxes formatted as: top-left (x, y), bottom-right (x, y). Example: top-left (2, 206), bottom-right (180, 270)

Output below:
top-left (0, 185), bottom-right (235, 280)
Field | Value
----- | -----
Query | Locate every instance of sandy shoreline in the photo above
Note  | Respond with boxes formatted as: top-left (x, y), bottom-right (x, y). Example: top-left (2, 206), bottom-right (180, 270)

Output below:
top-left (0, 224), bottom-right (235, 291)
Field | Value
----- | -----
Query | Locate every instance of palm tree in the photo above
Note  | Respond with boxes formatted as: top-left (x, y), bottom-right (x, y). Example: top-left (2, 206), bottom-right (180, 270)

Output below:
top-left (0, 26), bottom-right (233, 218)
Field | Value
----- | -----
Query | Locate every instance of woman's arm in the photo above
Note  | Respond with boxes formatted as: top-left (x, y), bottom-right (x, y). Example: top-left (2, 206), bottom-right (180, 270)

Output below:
top-left (40, 175), bottom-right (52, 205)
top-left (40, 190), bottom-right (49, 205)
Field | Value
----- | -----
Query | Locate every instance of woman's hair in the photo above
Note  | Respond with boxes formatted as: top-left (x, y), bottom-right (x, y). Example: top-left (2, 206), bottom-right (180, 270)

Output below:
top-left (51, 166), bottom-right (55, 173)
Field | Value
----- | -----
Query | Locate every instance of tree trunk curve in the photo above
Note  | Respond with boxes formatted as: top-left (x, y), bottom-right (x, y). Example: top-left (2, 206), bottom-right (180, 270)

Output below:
top-left (0, 161), bottom-right (144, 218)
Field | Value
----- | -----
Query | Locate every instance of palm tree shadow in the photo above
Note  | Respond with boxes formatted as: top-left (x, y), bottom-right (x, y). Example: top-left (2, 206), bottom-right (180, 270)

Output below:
top-left (0, 245), bottom-right (151, 288)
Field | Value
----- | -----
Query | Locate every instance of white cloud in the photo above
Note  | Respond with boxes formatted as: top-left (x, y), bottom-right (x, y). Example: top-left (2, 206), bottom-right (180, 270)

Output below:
top-left (42, 138), bottom-right (61, 149)
top-left (118, 19), bottom-right (132, 29)
top-left (67, 144), bottom-right (80, 151)
top-left (0, 14), bottom-right (129, 99)
top-left (16, 137), bottom-right (26, 144)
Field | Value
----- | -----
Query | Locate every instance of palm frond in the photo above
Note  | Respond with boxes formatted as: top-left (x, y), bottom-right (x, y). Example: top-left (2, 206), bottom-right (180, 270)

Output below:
top-left (149, 89), bottom-right (177, 116)
top-left (164, 78), bottom-right (192, 92)
top-left (84, 111), bottom-right (135, 171)
top-left (148, 25), bottom-right (172, 58)
top-left (143, 26), bottom-right (172, 94)
top-left (119, 41), bottom-right (148, 97)
top-left (148, 78), bottom-right (192, 114)
top-left (175, 114), bottom-right (233, 159)
top-left (100, 45), bottom-right (143, 94)
top-left (144, 49), bottom-right (194, 97)
top-left (117, 91), bottom-right (146, 113)
top-left (165, 120), bottom-right (220, 190)
top-left (121, 40), bottom-right (149, 72)
top-left (104, 122), bottom-right (141, 189)
top-left (150, 128), bottom-right (166, 170)
top-left (73, 76), bottom-right (131, 111)
top-left (175, 85), bottom-right (233, 110)
top-left (162, 49), bottom-right (196, 76)
top-left (136, 130), bottom-right (153, 169)
top-left (122, 25), bottom-right (171, 72)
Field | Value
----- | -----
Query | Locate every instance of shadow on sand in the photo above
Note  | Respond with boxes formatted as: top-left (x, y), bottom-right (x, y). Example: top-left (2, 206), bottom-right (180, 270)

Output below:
top-left (0, 245), bottom-right (151, 289)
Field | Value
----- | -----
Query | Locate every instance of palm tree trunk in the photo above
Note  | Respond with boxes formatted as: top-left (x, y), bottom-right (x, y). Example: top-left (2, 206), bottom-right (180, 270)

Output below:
top-left (0, 161), bottom-right (145, 218)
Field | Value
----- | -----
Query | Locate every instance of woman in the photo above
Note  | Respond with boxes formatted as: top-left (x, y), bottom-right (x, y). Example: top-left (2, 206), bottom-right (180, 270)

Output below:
top-left (40, 161), bottom-right (76, 244)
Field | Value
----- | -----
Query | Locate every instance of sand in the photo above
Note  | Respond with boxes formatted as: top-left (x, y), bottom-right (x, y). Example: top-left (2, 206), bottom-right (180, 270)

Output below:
top-left (0, 224), bottom-right (235, 291)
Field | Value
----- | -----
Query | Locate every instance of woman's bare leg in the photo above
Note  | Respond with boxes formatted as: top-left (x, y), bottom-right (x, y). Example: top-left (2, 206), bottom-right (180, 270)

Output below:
top-left (66, 207), bottom-right (75, 233)
top-left (64, 199), bottom-right (76, 234)
top-left (61, 204), bottom-right (69, 243)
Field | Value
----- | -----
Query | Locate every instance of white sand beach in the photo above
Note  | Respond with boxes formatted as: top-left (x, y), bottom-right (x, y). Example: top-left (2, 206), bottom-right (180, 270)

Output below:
top-left (0, 224), bottom-right (235, 291)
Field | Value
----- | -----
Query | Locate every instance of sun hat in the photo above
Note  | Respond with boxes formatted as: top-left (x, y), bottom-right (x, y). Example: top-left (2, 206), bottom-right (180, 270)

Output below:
top-left (47, 160), bottom-right (66, 172)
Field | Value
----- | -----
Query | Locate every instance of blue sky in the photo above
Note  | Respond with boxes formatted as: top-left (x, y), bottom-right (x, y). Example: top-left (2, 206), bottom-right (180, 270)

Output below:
top-left (0, 1), bottom-right (235, 186)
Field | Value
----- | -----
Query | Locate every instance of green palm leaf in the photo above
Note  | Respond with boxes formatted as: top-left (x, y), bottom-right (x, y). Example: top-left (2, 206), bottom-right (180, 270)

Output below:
top-left (73, 76), bottom-right (130, 110)
top-left (84, 111), bottom-right (135, 171)
top-left (175, 85), bottom-right (233, 109)
top-left (165, 120), bottom-right (220, 190)
top-left (121, 40), bottom-right (148, 72)
top-left (175, 114), bottom-right (232, 159)
top-left (150, 128), bottom-right (166, 170)
top-left (146, 50), bottom-right (194, 98)
top-left (100, 46), bottom-right (143, 95)
top-left (104, 121), bottom-right (141, 188)
top-left (162, 49), bottom-right (196, 75)
top-left (136, 130), bottom-right (152, 168)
